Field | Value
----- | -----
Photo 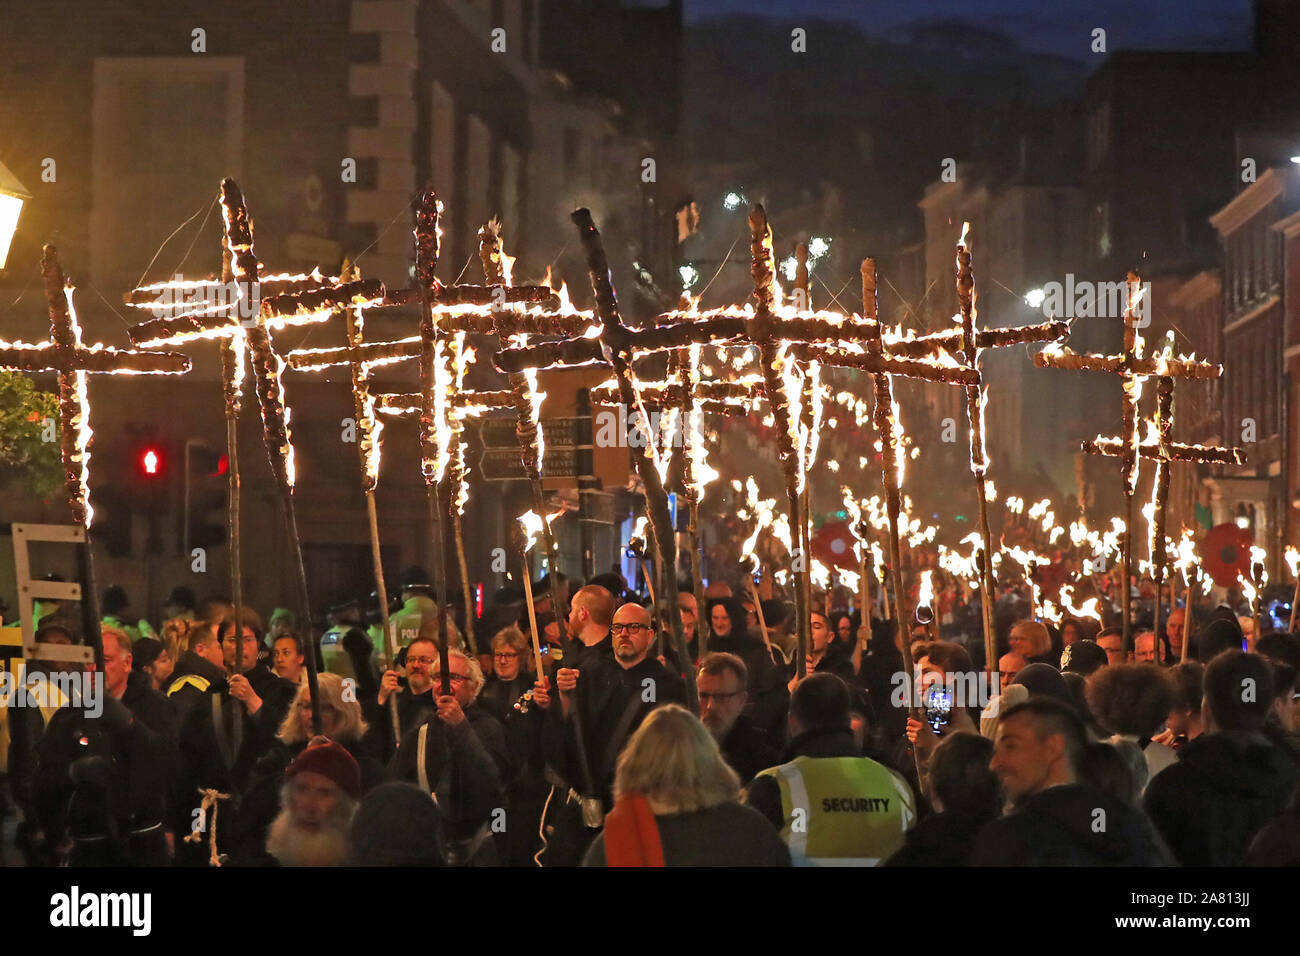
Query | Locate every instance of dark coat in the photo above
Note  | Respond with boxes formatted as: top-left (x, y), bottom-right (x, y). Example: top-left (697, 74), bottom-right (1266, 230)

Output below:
top-left (34, 697), bottom-right (170, 865)
top-left (228, 733), bottom-right (389, 860)
top-left (720, 714), bottom-right (780, 785)
top-left (389, 703), bottom-right (508, 848)
top-left (583, 802), bottom-right (792, 866)
top-left (971, 783), bottom-right (1173, 866)
top-left (543, 654), bottom-right (686, 809)
top-left (1143, 729), bottom-right (1300, 866)
top-left (884, 809), bottom-right (996, 866)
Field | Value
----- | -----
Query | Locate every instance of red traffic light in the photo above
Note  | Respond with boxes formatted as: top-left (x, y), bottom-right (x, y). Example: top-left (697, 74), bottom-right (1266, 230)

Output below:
top-left (138, 445), bottom-right (164, 479)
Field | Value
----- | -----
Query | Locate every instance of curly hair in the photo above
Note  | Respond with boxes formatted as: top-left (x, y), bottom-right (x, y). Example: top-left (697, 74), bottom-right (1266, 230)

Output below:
top-left (1085, 663), bottom-right (1174, 738)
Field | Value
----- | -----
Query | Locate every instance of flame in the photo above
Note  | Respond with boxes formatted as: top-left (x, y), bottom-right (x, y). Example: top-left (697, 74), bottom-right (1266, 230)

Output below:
top-left (629, 514), bottom-right (650, 554)
top-left (522, 363), bottom-right (546, 474)
top-left (811, 560), bottom-right (831, 591)
top-left (685, 343), bottom-right (720, 499)
top-left (917, 569), bottom-right (934, 610)
top-left (501, 248), bottom-right (516, 287)
top-left (1285, 546), bottom-right (1299, 580)
top-left (518, 507), bottom-right (563, 553)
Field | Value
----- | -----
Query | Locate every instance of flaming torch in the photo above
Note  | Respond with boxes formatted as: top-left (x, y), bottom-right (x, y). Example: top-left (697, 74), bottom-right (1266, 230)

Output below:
top-left (1287, 545), bottom-right (1300, 634)
top-left (518, 508), bottom-right (563, 676)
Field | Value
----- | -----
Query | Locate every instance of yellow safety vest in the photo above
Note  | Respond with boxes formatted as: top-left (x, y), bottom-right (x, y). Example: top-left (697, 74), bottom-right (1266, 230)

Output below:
top-left (756, 755), bottom-right (916, 866)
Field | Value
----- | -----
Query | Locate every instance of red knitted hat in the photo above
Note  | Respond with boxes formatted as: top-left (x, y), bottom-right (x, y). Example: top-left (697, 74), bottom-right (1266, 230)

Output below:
top-left (286, 741), bottom-right (362, 800)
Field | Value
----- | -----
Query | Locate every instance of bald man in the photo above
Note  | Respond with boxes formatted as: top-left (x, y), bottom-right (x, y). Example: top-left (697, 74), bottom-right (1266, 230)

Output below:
top-left (539, 601), bottom-right (686, 865)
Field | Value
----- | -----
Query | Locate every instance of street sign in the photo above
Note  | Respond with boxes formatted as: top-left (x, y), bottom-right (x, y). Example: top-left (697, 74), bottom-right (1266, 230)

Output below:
top-left (479, 446), bottom-right (592, 482)
top-left (478, 416), bottom-right (591, 450)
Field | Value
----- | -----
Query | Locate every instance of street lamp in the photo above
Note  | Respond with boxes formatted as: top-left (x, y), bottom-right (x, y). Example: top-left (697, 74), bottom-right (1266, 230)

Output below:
top-left (0, 158), bottom-right (31, 271)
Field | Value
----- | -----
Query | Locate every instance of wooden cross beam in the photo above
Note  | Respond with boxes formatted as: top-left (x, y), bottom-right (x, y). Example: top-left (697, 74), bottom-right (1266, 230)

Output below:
top-left (494, 205), bottom-right (977, 683)
top-left (1080, 360), bottom-right (1241, 656)
top-left (1032, 271), bottom-right (1223, 648)
top-left (0, 245), bottom-right (190, 671)
top-left (1, 245), bottom-right (191, 527)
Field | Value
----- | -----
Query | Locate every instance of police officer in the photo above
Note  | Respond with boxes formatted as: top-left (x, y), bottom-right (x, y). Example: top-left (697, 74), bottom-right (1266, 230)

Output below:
top-left (746, 673), bottom-right (915, 865)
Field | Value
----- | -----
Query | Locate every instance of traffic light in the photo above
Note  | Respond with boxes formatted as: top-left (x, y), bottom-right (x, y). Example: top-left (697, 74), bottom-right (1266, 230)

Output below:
top-left (138, 445), bottom-right (163, 479)
top-left (185, 440), bottom-right (228, 552)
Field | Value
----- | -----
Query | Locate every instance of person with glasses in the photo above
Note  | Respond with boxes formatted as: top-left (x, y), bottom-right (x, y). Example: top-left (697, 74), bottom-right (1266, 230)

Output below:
top-left (539, 602), bottom-right (686, 866)
top-left (390, 649), bottom-right (508, 865)
top-left (376, 635), bottom-right (442, 754)
top-left (480, 626), bottom-right (534, 723)
top-left (697, 652), bottom-right (777, 784)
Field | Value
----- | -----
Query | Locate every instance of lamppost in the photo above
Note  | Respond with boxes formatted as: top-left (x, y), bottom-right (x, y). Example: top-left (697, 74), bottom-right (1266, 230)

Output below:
top-left (0, 159), bottom-right (31, 271)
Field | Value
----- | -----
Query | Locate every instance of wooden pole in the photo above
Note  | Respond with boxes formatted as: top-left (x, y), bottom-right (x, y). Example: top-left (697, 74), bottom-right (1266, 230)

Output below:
top-left (570, 207), bottom-right (696, 710)
top-left (521, 552), bottom-right (545, 677)
top-left (218, 242), bottom-right (245, 696)
top-left (219, 179), bottom-right (320, 734)
top-left (747, 576), bottom-right (774, 656)
top-left (1182, 571), bottom-right (1197, 662)
top-left (415, 189), bottom-right (451, 697)
top-left (954, 231), bottom-right (998, 673)
top-left (366, 491), bottom-right (401, 739)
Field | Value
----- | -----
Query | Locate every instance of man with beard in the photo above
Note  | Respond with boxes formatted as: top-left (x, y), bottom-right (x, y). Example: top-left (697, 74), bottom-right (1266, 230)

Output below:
top-left (558, 584), bottom-right (614, 669)
top-left (697, 652), bottom-right (777, 784)
top-left (539, 602), bottom-right (686, 865)
top-left (263, 741), bottom-right (360, 867)
top-left (375, 635), bottom-right (442, 755)
top-left (389, 650), bottom-right (507, 864)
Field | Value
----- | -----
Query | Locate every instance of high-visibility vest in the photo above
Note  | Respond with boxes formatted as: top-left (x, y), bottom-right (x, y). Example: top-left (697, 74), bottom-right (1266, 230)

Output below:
top-left (755, 755), bottom-right (916, 866)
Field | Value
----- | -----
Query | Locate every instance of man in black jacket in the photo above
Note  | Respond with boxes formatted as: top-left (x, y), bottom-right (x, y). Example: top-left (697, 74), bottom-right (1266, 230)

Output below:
top-left (971, 698), bottom-right (1172, 865)
top-left (538, 601), bottom-right (686, 865)
top-left (557, 584), bottom-right (614, 669)
top-left (1144, 650), bottom-right (1300, 865)
top-left (389, 649), bottom-right (506, 864)
top-left (166, 617), bottom-right (287, 863)
top-left (697, 652), bottom-right (777, 784)
top-left (375, 635), bottom-right (443, 757)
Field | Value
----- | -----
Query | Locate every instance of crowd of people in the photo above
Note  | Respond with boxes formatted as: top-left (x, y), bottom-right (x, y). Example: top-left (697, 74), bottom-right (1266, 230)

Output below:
top-left (2, 558), bottom-right (1299, 868)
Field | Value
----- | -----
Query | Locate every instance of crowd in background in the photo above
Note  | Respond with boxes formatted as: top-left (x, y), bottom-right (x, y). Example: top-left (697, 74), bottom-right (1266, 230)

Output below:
top-left (2, 551), bottom-right (1299, 868)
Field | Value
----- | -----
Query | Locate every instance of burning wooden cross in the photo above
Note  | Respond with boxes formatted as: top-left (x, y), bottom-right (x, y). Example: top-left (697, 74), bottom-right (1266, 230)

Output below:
top-left (1035, 272), bottom-right (1227, 648)
top-left (780, 259), bottom-right (980, 681)
top-left (496, 204), bottom-right (973, 683)
top-left (1076, 334), bottom-right (1242, 657)
top-left (126, 178), bottom-right (386, 727)
top-left (2, 245), bottom-right (192, 525)
top-left (0, 245), bottom-right (190, 664)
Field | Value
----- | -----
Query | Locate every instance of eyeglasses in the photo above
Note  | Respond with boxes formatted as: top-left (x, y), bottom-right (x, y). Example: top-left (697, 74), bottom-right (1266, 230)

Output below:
top-left (439, 673), bottom-right (471, 684)
top-left (494, 651), bottom-right (521, 660)
top-left (407, 656), bottom-right (436, 666)
top-left (698, 691), bottom-right (742, 703)
top-left (610, 623), bottom-right (651, 635)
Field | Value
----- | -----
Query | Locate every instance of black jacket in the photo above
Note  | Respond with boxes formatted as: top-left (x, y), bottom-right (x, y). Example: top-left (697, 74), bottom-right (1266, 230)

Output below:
top-left (1144, 729), bottom-right (1300, 866)
top-left (34, 697), bottom-right (171, 865)
top-left (720, 714), bottom-right (780, 785)
top-left (971, 783), bottom-right (1173, 866)
top-left (558, 632), bottom-right (613, 670)
top-left (583, 801), bottom-right (792, 867)
top-left (389, 703), bottom-right (508, 844)
top-left (884, 809), bottom-right (996, 867)
top-left (544, 654), bottom-right (686, 809)
top-left (711, 633), bottom-right (788, 747)
top-left (229, 733), bottom-right (389, 861)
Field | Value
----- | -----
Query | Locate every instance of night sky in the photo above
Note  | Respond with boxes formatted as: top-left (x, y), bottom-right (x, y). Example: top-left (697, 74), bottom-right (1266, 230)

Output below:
top-left (684, 0), bottom-right (1253, 61)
